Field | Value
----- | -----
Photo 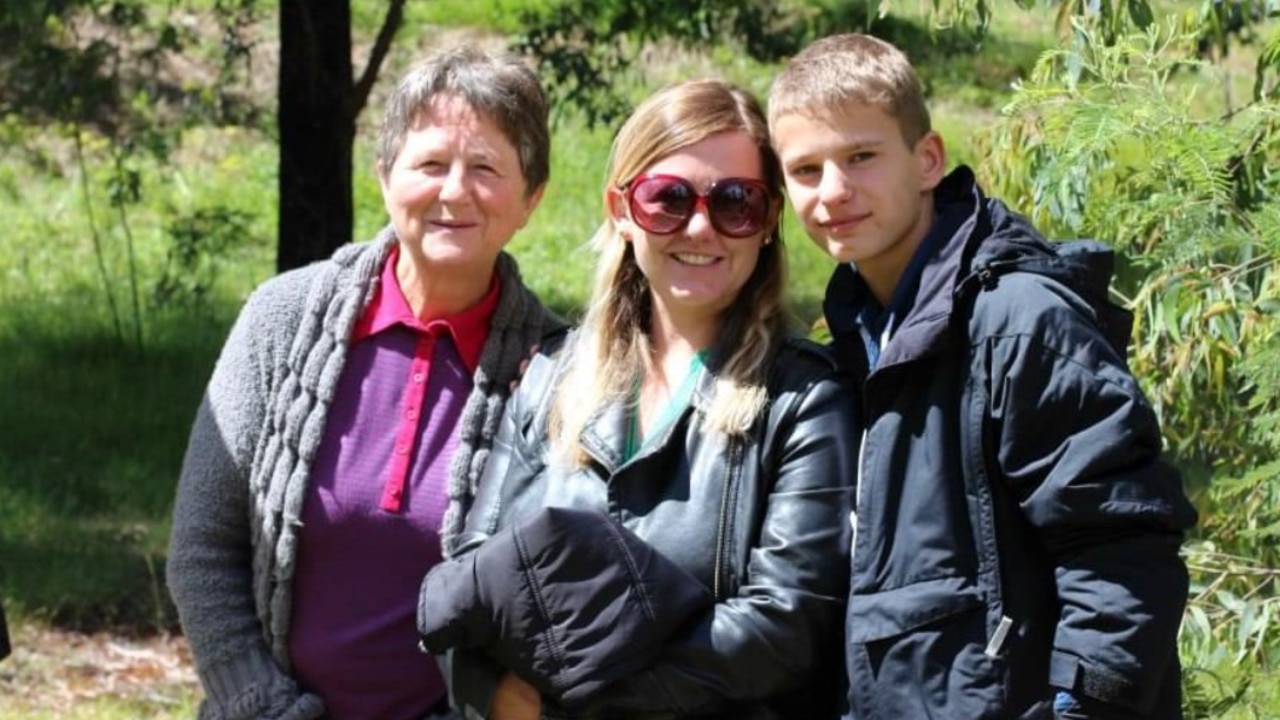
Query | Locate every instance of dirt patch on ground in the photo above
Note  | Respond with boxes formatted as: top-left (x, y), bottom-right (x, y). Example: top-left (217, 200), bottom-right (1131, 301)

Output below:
top-left (0, 623), bottom-right (199, 715)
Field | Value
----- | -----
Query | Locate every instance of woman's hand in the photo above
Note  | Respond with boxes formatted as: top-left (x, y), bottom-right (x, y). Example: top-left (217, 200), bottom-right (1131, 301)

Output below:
top-left (492, 672), bottom-right (541, 720)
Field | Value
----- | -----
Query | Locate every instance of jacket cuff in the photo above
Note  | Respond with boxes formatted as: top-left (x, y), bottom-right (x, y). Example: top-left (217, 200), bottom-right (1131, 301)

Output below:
top-left (418, 555), bottom-right (488, 652)
top-left (197, 646), bottom-right (325, 720)
top-left (1048, 651), bottom-right (1151, 714)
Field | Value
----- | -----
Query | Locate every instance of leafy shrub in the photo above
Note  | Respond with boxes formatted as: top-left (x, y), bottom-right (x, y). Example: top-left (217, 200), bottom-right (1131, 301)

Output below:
top-left (154, 205), bottom-right (259, 310)
top-left (976, 14), bottom-right (1280, 714)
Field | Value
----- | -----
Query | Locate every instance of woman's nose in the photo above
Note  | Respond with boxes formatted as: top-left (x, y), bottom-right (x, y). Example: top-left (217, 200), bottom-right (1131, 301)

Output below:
top-left (684, 200), bottom-right (717, 240)
top-left (439, 165), bottom-right (469, 201)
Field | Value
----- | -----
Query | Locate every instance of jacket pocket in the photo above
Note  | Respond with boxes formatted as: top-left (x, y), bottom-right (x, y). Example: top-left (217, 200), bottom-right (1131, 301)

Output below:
top-left (845, 575), bottom-right (1004, 720)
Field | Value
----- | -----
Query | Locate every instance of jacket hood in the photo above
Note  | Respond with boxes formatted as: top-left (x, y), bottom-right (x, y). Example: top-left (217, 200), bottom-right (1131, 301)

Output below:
top-left (958, 181), bottom-right (1132, 354)
top-left (960, 193), bottom-right (1117, 309)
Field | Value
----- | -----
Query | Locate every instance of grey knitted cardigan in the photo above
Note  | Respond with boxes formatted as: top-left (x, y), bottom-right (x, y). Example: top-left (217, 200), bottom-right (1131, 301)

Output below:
top-left (166, 228), bottom-right (564, 720)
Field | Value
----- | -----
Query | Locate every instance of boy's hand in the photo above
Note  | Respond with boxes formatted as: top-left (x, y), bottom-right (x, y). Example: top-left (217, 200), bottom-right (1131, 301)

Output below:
top-left (1053, 690), bottom-right (1140, 720)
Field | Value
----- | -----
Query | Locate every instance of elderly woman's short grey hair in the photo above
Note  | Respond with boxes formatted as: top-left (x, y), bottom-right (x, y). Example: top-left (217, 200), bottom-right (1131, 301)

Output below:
top-left (377, 46), bottom-right (550, 195)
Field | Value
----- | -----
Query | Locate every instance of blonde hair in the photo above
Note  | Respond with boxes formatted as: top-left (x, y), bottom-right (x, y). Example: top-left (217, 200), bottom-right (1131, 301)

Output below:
top-left (768, 33), bottom-right (931, 146)
top-left (550, 79), bottom-right (789, 465)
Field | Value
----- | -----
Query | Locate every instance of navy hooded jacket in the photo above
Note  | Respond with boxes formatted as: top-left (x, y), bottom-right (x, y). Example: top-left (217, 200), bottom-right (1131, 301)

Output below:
top-left (827, 167), bottom-right (1197, 719)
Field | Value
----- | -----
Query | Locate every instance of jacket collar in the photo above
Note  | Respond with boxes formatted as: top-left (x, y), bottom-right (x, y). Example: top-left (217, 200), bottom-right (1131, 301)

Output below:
top-left (823, 166), bottom-right (1054, 371)
top-left (578, 361), bottom-right (715, 474)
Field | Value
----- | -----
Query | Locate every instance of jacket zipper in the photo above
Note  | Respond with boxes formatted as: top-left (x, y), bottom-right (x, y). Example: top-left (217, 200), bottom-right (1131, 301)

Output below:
top-left (713, 439), bottom-right (742, 601)
top-left (851, 427), bottom-right (868, 565)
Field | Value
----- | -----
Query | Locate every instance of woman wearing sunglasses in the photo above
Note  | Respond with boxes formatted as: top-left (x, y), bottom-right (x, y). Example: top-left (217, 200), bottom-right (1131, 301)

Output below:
top-left (418, 79), bottom-right (857, 720)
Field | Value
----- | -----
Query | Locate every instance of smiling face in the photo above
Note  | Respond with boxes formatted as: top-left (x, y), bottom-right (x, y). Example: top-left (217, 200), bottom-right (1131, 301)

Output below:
top-left (378, 95), bottom-right (543, 283)
top-left (609, 130), bottom-right (776, 331)
top-left (773, 101), bottom-right (944, 302)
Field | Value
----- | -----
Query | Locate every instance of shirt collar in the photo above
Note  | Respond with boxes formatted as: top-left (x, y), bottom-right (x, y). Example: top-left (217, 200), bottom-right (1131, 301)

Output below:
top-left (852, 204), bottom-right (959, 336)
top-left (350, 245), bottom-right (502, 373)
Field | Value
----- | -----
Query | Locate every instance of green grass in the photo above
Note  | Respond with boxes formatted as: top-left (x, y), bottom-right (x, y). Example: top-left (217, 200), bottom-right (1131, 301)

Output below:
top-left (351, 0), bottom-right (557, 36)
top-left (0, 698), bottom-right (200, 720)
top-left (0, 121), bottom-right (272, 634)
top-left (0, 308), bottom-right (232, 630)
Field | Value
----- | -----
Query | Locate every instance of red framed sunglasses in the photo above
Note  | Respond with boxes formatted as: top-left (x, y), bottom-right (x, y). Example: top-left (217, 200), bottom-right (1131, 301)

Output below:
top-left (621, 174), bottom-right (772, 239)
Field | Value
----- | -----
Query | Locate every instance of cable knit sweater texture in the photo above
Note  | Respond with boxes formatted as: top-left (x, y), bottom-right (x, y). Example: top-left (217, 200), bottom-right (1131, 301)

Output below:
top-left (166, 227), bottom-right (564, 720)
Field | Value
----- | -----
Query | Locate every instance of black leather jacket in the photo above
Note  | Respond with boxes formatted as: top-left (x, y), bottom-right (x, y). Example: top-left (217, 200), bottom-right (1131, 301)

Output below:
top-left (444, 333), bottom-right (858, 720)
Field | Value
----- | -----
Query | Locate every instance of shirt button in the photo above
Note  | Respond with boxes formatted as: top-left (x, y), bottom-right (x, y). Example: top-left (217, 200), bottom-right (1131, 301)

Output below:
top-left (413, 373), bottom-right (424, 383)
top-left (396, 445), bottom-right (408, 455)
top-left (406, 409), bottom-right (417, 420)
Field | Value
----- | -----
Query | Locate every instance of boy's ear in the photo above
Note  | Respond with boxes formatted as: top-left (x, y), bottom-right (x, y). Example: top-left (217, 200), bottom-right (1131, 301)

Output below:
top-left (915, 131), bottom-right (947, 191)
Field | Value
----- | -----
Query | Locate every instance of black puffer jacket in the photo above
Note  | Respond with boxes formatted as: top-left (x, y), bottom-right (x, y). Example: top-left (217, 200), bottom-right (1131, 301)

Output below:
top-left (433, 333), bottom-right (858, 720)
top-left (419, 506), bottom-right (713, 706)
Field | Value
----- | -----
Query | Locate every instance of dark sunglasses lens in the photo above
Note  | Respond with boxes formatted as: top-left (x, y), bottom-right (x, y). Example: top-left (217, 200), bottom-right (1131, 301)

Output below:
top-left (630, 178), bottom-right (695, 234)
top-left (709, 181), bottom-right (769, 238)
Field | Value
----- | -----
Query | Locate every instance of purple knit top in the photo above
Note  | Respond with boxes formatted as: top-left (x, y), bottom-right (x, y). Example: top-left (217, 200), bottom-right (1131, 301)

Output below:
top-left (289, 249), bottom-right (498, 719)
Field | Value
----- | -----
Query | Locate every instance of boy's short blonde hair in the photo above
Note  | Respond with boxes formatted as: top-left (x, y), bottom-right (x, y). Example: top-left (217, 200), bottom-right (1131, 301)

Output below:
top-left (768, 33), bottom-right (931, 146)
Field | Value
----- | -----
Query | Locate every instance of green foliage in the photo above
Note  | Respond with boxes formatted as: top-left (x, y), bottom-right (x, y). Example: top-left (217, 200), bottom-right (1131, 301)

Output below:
top-left (1181, 665), bottom-right (1254, 719)
top-left (979, 20), bottom-right (1280, 471)
top-left (1192, 0), bottom-right (1280, 70)
top-left (511, 0), bottom-right (806, 126)
top-left (0, 0), bottom-right (267, 350)
top-left (1181, 508), bottom-right (1280, 716)
top-left (154, 205), bottom-right (259, 310)
top-left (0, 309), bottom-right (230, 631)
top-left (388, 0), bottom-right (552, 34)
top-left (514, 0), bottom-right (1054, 128)
top-left (0, 108), bottom-right (271, 635)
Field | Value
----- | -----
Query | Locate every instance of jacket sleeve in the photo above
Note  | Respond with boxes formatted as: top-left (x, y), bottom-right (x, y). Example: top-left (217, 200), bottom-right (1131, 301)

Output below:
top-left (166, 285), bottom-right (324, 720)
top-left (593, 371), bottom-right (857, 716)
top-left (980, 284), bottom-right (1197, 715)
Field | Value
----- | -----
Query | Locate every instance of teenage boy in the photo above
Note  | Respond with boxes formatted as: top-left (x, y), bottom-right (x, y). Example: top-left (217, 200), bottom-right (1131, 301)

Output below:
top-left (768, 33), bottom-right (1197, 720)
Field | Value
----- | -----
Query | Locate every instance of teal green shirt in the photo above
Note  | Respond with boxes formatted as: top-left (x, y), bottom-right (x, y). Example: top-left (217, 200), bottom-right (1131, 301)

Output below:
top-left (624, 351), bottom-right (708, 461)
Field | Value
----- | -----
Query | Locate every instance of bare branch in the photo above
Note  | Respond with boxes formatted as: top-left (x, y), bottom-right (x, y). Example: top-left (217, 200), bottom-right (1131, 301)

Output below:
top-left (352, 0), bottom-right (407, 120)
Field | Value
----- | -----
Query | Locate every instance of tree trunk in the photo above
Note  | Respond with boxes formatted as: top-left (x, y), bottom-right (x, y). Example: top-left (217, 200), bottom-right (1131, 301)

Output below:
top-left (276, 0), bottom-right (355, 273)
top-left (0, 598), bottom-right (10, 661)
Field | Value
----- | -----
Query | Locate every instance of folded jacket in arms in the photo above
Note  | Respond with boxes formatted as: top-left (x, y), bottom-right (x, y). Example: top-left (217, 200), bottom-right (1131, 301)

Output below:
top-left (418, 506), bottom-right (713, 707)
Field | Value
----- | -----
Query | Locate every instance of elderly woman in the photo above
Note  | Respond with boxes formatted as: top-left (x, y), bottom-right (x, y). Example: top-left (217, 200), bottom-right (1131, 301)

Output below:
top-left (418, 79), bottom-right (857, 720)
top-left (166, 46), bottom-right (563, 720)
